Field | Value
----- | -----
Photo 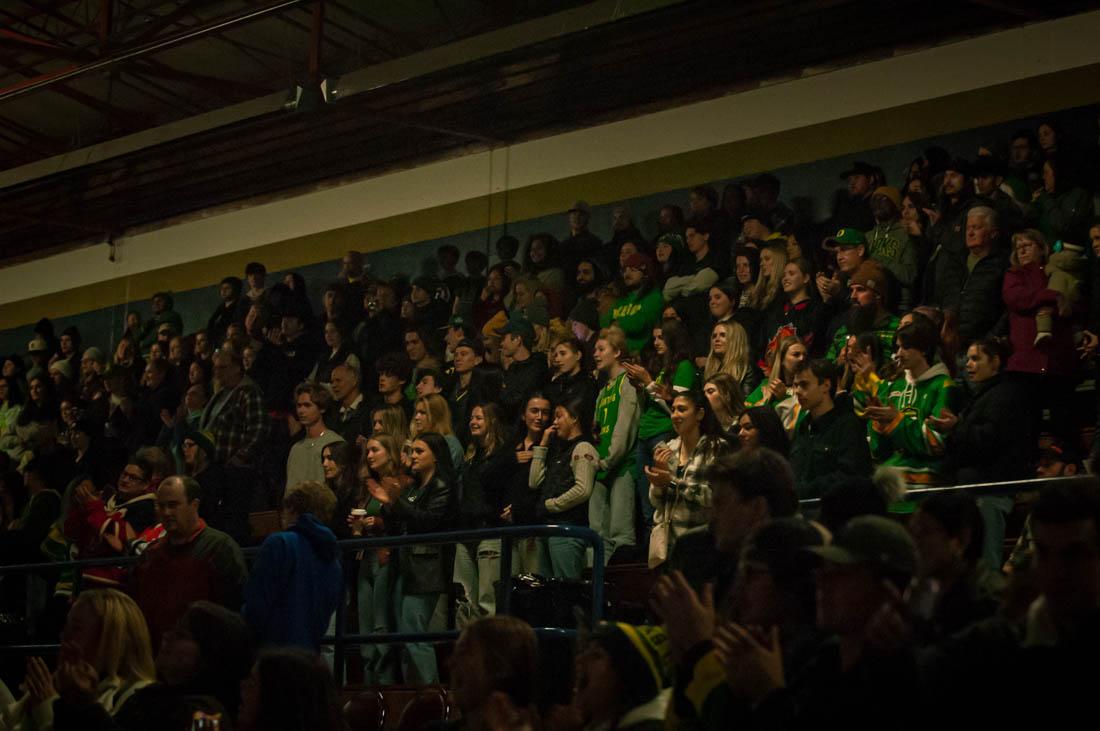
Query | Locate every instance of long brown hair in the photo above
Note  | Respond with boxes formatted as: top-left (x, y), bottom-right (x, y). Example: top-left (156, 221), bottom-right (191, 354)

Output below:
top-left (465, 402), bottom-right (508, 461)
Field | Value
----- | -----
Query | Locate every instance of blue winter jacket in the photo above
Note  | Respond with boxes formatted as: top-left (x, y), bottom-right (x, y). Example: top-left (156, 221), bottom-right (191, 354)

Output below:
top-left (242, 512), bottom-right (343, 651)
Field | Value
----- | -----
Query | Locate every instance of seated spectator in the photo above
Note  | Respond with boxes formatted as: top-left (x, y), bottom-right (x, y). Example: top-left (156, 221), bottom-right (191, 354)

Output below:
top-left (65, 456), bottom-right (158, 588)
top-left (694, 282), bottom-right (761, 366)
top-left (1029, 156), bottom-right (1094, 247)
top-left (15, 373), bottom-right (60, 461)
top-left (237, 647), bottom-right (344, 731)
top-left (703, 321), bottom-right (760, 397)
top-left (733, 247), bottom-right (760, 309)
top-left (789, 359), bottom-right (872, 499)
top-left (702, 373), bottom-right (746, 442)
top-left (447, 616), bottom-right (540, 730)
top-left (473, 263), bottom-right (511, 331)
top-left (824, 259), bottom-right (900, 363)
top-left (645, 391), bottom-right (729, 566)
top-left (1003, 228), bottom-right (1079, 445)
top-left (830, 160), bottom-right (877, 231)
top-left (866, 185), bottom-right (918, 310)
top-left (736, 406), bottom-right (790, 457)
top-left (244, 480), bottom-right (342, 652)
top-left (762, 258), bottom-right (826, 358)
top-left (908, 492), bottom-right (1003, 641)
top-left (745, 335), bottom-right (807, 435)
top-left (602, 253), bottom-right (663, 355)
top-left (367, 432), bottom-right (456, 684)
top-left (856, 316), bottom-right (958, 487)
top-left (285, 382), bottom-right (345, 496)
top-left (663, 217), bottom-right (728, 317)
top-left (52, 601), bottom-right (252, 731)
top-left (591, 327), bottom-right (641, 563)
top-left (207, 276), bottom-right (248, 347)
top-left (530, 396), bottom-right (599, 579)
top-left (133, 476), bottom-right (247, 650)
top-left (553, 622), bottom-right (671, 731)
top-left (0, 376), bottom-right (23, 456)
top-left (716, 516), bottom-right (918, 728)
top-left (454, 403), bottom-right (512, 620)
top-left (0, 457), bottom-right (60, 564)
top-left (179, 429), bottom-right (230, 535)
top-left (0, 588), bottom-right (155, 730)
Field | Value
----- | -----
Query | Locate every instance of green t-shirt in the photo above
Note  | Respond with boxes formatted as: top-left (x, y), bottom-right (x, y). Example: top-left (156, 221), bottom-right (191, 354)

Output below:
top-left (637, 360), bottom-right (697, 439)
top-left (601, 287), bottom-right (665, 354)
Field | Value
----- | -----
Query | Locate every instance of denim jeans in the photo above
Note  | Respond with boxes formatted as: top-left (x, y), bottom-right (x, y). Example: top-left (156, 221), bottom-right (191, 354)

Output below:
top-left (392, 572), bottom-right (440, 684)
top-left (538, 536), bottom-right (587, 579)
top-left (978, 495), bottom-right (1014, 570)
top-left (589, 469), bottom-right (636, 563)
top-left (356, 552), bottom-right (396, 684)
top-left (453, 539), bottom-right (502, 625)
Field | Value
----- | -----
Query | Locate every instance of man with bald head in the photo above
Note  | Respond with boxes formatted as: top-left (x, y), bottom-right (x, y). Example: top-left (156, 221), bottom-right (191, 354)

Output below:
top-left (133, 476), bottom-right (247, 648)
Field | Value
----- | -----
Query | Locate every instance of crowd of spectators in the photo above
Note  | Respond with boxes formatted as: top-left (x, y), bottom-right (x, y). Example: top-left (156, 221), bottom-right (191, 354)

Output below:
top-left (1, 117), bottom-right (1099, 729)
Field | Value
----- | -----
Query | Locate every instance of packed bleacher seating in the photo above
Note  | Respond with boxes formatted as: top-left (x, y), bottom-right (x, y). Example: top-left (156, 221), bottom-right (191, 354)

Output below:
top-left (2, 116), bottom-right (1100, 729)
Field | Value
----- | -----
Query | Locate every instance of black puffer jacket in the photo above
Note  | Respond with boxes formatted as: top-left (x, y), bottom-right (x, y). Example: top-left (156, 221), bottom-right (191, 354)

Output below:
top-left (944, 374), bottom-right (1032, 483)
top-left (956, 251), bottom-right (1009, 347)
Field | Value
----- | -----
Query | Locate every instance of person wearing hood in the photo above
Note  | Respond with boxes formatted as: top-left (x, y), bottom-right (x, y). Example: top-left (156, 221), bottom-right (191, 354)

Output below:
top-left (52, 601), bottom-right (254, 731)
top-left (855, 316), bottom-right (958, 488)
top-left (243, 480), bottom-right (343, 652)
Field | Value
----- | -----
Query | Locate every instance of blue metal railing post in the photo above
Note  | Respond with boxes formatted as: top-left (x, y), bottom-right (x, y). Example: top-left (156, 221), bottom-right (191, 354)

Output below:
top-left (499, 534), bottom-right (513, 616)
top-left (332, 556), bottom-right (351, 686)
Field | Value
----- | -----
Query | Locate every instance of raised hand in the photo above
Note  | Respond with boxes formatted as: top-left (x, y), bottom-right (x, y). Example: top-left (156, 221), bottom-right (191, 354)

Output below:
top-left (651, 572), bottom-right (715, 664)
top-left (713, 623), bottom-right (784, 703)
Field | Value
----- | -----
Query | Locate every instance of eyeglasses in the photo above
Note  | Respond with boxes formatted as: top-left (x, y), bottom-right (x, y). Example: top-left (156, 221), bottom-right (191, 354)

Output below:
top-left (120, 470), bottom-right (147, 483)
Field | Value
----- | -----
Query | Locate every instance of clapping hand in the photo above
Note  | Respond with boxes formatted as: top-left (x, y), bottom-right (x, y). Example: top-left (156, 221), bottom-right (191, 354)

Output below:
top-left (23, 657), bottom-right (56, 707)
top-left (864, 404), bottom-right (900, 425)
top-left (925, 408), bottom-right (957, 433)
top-left (55, 643), bottom-right (97, 702)
top-left (651, 572), bottom-right (715, 664)
top-left (713, 623), bottom-right (785, 703)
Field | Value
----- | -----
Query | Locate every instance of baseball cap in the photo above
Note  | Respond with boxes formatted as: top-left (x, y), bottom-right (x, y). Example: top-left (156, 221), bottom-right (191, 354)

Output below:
top-left (839, 161), bottom-right (876, 179)
top-left (497, 314), bottom-right (535, 342)
top-left (622, 252), bottom-right (653, 274)
top-left (1039, 438), bottom-right (1082, 468)
top-left (945, 157), bottom-right (973, 177)
top-left (568, 200), bottom-right (591, 215)
top-left (849, 260), bottom-right (889, 295)
top-left (27, 337), bottom-right (48, 354)
top-left (871, 186), bottom-right (901, 210)
top-left (441, 314), bottom-right (475, 335)
top-left (654, 233), bottom-right (685, 252)
top-left (453, 338), bottom-right (486, 357)
top-left (823, 228), bottom-right (867, 249)
top-left (524, 300), bottom-right (550, 328)
top-left (807, 515), bottom-right (917, 577)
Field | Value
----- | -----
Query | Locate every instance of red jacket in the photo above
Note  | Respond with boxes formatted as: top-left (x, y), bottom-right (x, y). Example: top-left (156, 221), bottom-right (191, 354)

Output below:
top-left (1002, 262), bottom-right (1077, 376)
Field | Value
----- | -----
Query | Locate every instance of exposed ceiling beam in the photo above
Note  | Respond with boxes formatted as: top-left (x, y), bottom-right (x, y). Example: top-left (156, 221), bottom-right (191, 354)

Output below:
top-left (0, 0), bottom-right (311, 104)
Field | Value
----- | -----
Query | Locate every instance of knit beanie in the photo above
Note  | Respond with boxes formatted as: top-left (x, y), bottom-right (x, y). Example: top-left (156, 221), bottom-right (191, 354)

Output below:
top-left (589, 622), bottom-right (670, 707)
top-left (83, 347), bottom-right (105, 364)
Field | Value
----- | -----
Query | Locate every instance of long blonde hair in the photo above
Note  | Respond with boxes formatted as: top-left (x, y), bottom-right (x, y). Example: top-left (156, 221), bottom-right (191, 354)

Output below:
top-left (704, 321), bottom-right (751, 384)
top-left (414, 393), bottom-right (455, 437)
top-left (372, 404), bottom-right (410, 442)
top-left (749, 243), bottom-right (788, 310)
top-left (769, 335), bottom-right (804, 384)
top-left (71, 589), bottom-right (156, 684)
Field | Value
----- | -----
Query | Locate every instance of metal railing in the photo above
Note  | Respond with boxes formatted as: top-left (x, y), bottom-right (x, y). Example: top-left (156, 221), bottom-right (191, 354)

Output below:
top-left (797, 474), bottom-right (1089, 510)
top-left (0, 524), bottom-right (605, 686)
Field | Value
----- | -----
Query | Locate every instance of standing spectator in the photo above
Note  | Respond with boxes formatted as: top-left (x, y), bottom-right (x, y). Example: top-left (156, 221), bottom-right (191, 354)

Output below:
top-left (923, 157), bottom-right (977, 310)
top-left (1002, 229), bottom-right (1079, 444)
top-left (603, 253), bottom-right (664, 355)
top-left (373, 353), bottom-right (413, 421)
top-left (955, 206), bottom-right (1010, 351)
top-left (733, 248), bottom-right (760, 309)
top-left (522, 233), bottom-right (566, 315)
top-left (503, 394), bottom-right (552, 573)
top-left (198, 347), bottom-right (267, 541)
top-left (367, 432), bottom-right (456, 684)
top-left (830, 160), bottom-right (877, 231)
top-left (529, 396), bottom-right (598, 579)
top-left (139, 292), bottom-right (184, 352)
top-left (547, 337), bottom-right (598, 414)
top-left (824, 259), bottom-right (900, 363)
top-left (309, 321), bottom-right (354, 386)
top-left (497, 315), bottom-right (548, 424)
top-left (608, 206), bottom-right (647, 256)
top-left (857, 317), bottom-right (958, 487)
top-left (1031, 157), bottom-right (1094, 247)
top-left (473, 264), bottom-right (511, 331)
top-left (663, 218), bottom-right (728, 327)
top-left (329, 363), bottom-right (369, 444)
top-left (436, 245), bottom-right (466, 302)
top-left (448, 338), bottom-right (498, 447)
top-left (339, 250), bottom-right (369, 307)
top-left (411, 394), bottom-right (464, 475)
top-left (622, 318), bottom-right (697, 529)
top-left (279, 303), bottom-right (322, 387)
top-left (133, 475), bottom-right (247, 648)
top-left (244, 480), bottom-right (342, 652)
top-left (454, 403), bottom-right (513, 620)
top-left (591, 328), bottom-right (641, 563)
top-left (789, 359), bottom-right (872, 499)
top-left (560, 201), bottom-right (603, 281)
top-left (321, 441), bottom-right (359, 539)
top-left (645, 391), bottom-right (728, 565)
top-left (206, 276), bottom-right (248, 347)
top-left (408, 275), bottom-right (451, 332)
top-left (567, 257), bottom-right (606, 342)
top-left (703, 320), bottom-right (759, 397)
top-left (285, 382), bottom-right (345, 496)
top-left (353, 433), bottom-right (408, 684)
top-left (64, 457), bottom-right (158, 588)
top-left (866, 185), bottom-right (918, 310)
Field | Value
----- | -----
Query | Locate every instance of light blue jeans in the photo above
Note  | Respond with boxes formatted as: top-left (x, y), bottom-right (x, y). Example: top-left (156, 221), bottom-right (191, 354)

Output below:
top-left (589, 468), bottom-right (636, 563)
top-left (356, 552), bottom-right (396, 684)
top-left (392, 572), bottom-right (440, 684)
top-left (453, 538), bottom-right (502, 625)
top-left (538, 536), bottom-right (587, 579)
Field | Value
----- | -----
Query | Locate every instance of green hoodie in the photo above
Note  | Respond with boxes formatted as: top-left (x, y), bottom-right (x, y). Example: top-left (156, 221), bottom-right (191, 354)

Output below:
top-left (855, 362), bottom-right (958, 486)
top-left (602, 286), bottom-right (665, 354)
